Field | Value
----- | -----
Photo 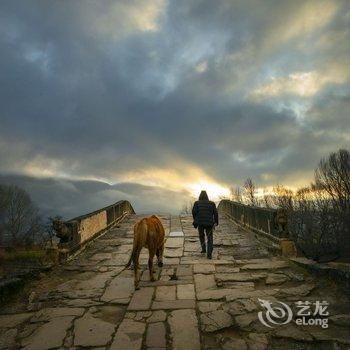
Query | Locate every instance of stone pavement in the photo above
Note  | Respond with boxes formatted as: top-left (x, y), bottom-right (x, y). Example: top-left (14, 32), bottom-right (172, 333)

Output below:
top-left (1, 214), bottom-right (350, 349)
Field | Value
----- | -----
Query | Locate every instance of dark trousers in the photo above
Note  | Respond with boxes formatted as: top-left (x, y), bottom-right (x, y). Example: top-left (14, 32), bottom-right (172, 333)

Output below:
top-left (198, 225), bottom-right (213, 256)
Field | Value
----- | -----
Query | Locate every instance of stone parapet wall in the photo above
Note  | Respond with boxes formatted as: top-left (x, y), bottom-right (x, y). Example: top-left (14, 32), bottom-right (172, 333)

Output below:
top-left (218, 200), bottom-right (296, 257)
top-left (218, 200), bottom-right (282, 237)
top-left (54, 200), bottom-right (135, 252)
top-left (78, 210), bottom-right (108, 244)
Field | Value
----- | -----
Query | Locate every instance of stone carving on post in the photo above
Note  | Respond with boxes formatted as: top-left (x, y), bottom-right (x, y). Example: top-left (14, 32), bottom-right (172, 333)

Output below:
top-left (52, 219), bottom-right (76, 243)
top-left (275, 208), bottom-right (288, 238)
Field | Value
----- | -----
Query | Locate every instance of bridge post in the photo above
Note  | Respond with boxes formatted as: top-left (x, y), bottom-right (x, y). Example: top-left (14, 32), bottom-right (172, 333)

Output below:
top-left (280, 238), bottom-right (297, 257)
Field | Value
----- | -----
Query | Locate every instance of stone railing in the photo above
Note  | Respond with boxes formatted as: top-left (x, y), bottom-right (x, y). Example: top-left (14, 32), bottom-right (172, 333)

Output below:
top-left (218, 199), bottom-right (296, 257)
top-left (53, 200), bottom-right (135, 253)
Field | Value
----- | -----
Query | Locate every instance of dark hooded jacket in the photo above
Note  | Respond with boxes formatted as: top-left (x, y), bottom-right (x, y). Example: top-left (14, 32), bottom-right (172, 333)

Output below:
top-left (192, 200), bottom-right (219, 227)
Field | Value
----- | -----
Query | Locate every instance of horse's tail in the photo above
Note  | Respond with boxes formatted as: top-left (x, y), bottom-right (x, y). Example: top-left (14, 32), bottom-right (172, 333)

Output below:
top-left (125, 219), bottom-right (147, 268)
top-left (125, 249), bottom-right (134, 268)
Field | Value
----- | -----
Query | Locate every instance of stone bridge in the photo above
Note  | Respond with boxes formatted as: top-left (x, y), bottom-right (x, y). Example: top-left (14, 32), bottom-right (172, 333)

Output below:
top-left (1, 201), bottom-right (349, 349)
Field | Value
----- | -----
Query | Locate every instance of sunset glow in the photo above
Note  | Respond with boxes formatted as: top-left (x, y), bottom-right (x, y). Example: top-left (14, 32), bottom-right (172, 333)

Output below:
top-left (188, 181), bottom-right (230, 202)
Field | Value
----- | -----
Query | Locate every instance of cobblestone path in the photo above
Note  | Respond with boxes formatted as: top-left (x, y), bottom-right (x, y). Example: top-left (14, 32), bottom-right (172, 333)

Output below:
top-left (1, 214), bottom-right (350, 349)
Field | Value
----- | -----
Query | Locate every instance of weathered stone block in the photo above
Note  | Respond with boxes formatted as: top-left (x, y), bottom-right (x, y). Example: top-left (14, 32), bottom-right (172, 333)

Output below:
top-left (22, 316), bottom-right (74, 350)
top-left (110, 319), bottom-right (146, 350)
top-left (74, 314), bottom-right (116, 347)
top-left (128, 287), bottom-right (154, 311)
top-left (177, 284), bottom-right (195, 300)
top-left (152, 300), bottom-right (195, 310)
top-left (156, 286), bottom-right (176, 301)
top-left (146, 322), bottom-right (166, 348)
top-left (200, 310), bottom-right (233, 332)
top-left (169, 309), bottom-right (200, 350)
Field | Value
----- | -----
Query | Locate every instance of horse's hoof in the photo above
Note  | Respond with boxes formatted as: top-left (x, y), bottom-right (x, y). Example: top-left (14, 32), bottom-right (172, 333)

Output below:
top-left (158, 261), bottom-right (163, 267)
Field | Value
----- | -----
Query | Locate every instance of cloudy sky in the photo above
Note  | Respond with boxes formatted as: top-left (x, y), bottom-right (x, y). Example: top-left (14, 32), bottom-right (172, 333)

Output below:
top-left (0, 0), bottom-right (349, 218)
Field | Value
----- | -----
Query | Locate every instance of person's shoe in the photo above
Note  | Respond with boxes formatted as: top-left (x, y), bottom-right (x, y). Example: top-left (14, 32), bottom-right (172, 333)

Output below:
top-left (207, 254), bottom-right (212, 259)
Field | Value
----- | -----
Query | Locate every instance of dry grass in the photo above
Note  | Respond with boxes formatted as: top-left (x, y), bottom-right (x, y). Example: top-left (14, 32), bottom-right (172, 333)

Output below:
top-left (0, 249), bottom-right (46, 262)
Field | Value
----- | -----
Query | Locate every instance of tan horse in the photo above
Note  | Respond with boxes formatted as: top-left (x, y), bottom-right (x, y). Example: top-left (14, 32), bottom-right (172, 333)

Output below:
top-left (126, 215), bottom-right (165, 289)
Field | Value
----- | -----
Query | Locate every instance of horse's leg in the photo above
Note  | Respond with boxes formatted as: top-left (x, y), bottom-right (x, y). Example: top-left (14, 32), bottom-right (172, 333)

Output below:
top-left (148, 249), bottom-right (156, 282)
top-left (156, 244), bottom-right (164, 267)
top-left (133, 248), bottom-right (142, 290)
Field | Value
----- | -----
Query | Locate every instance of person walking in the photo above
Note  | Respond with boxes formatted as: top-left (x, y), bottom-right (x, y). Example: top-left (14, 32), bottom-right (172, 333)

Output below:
top-left (192, 190), bottom-right (219, 259)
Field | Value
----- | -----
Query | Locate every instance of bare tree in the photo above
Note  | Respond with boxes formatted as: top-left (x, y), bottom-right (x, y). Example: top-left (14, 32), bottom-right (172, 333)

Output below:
top-left (288, 149), bottom-right (350, 261)
top-left (272, 185), bottom-right (294, 211)
top-left (244, 178), bottom-right (256, 206)
top-left (229, 186), bottom-right (234, 201)
top-left (315, 148), bottom-right (350, 207)
top-left (262, 188), bottom-right (273, 208)
top-left (0, 185), bottom-right (7, 245)
top-left (290, 185), bottom-right (341, 261)
top-left (230, 186), bottom-right (243, 203)
top-left (314, 149), bottom-right (350, 257)
top-left (0, 185), bottom-right (43, 246)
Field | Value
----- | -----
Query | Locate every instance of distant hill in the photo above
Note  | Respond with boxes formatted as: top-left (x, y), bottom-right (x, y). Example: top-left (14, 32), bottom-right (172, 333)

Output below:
top-left (0, 173), bottom-right (191, 219)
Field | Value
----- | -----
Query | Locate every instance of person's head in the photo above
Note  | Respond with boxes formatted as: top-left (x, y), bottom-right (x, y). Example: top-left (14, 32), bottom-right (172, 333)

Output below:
top-left (199, 190), bottom-right (209, 201)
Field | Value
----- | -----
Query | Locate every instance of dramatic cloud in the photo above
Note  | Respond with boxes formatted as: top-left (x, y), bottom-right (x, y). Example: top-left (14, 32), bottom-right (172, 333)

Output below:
top-left (0, 174), bottom-right (191, 219)
top-left (251, 71), bottom-right (347, 99)
top-left (0, 0), bottom-right (349, 216)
